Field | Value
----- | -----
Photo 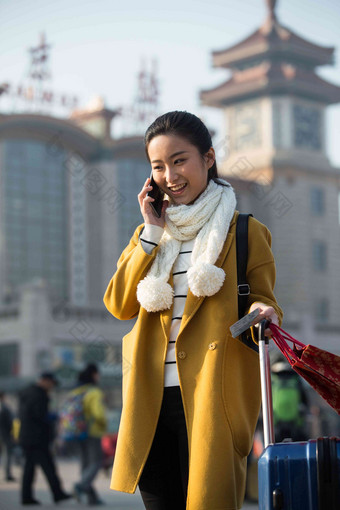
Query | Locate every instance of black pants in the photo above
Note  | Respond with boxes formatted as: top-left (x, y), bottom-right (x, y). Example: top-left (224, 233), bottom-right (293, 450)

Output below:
top-left (21, 446), bottom-right (64, 502)
top-left (138, 386), bottom-right (189, 510)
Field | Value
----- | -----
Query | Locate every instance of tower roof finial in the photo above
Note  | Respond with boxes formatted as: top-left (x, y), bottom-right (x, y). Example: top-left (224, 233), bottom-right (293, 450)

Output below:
top-left (265, 0), bottom-right (278, 21)
top-left (261, 0), bottom-right (279, 34)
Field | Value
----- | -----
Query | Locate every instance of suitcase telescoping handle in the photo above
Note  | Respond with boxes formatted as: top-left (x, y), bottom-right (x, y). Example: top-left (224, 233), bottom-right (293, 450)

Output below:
top-left (259, 319), bottom-right (275, 448)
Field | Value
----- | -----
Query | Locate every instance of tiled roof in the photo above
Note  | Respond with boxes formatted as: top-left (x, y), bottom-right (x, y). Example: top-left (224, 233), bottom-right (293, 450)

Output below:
top-left (211, 21), bottom-right (334, 69)
top-left (200, 61), bottom-right (340, 106)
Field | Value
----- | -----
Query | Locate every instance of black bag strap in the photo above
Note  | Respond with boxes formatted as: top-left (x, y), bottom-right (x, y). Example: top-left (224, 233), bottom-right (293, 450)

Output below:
top-left (236, 213), bottom-right (258, 352)
top-left (236, 213), bottom-right (252, 319)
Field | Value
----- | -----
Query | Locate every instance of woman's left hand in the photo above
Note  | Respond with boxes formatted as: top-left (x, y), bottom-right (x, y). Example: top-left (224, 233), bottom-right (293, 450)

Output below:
top-left (248, 302), bottom-right (279, 337)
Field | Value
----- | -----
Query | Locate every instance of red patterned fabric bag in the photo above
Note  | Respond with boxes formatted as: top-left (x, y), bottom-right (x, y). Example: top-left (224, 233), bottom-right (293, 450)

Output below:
top-left (269, 324), bottom-right (340, 415)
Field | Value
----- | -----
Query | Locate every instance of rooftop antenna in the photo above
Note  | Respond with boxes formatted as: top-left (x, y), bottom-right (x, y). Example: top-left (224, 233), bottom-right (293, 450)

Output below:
top-left (120, 57), bottom-right (160, 135)
top-left (29, 32), bottom-right (51, 81)
top-left (26, 32), bottom-right (52, 111)
top-left (134, 57), bottom-right (160, 131)
top-left (0, 32), bottom-right (78, 114)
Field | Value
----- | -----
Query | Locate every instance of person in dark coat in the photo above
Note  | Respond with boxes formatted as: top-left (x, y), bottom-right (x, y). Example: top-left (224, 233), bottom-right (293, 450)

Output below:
top-left (19, 372), bottom-right (72, 505)
top-left (0, 391), bottom-right (15, 481)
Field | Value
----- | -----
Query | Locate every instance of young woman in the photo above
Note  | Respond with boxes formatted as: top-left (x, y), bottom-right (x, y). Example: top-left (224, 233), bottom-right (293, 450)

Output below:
top-left (103, 111), bottom-right (282, 510)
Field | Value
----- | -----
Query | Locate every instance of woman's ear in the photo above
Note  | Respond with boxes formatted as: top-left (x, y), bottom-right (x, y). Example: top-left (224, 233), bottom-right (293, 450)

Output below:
top-left (204, 147), bottom-right (216, 170)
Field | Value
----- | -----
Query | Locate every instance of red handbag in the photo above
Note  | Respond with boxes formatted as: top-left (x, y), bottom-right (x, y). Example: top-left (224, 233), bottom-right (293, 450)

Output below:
top-left (269, 324), bottom-right (340, 415)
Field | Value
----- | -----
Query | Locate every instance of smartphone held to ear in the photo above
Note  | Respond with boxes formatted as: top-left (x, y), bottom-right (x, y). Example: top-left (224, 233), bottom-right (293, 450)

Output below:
top-left (147, 172), bottom-right (164, 218)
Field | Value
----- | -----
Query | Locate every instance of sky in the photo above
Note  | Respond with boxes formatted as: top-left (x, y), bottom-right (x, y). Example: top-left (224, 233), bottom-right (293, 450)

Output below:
top-left (1, 0), bottom-right (340, 165)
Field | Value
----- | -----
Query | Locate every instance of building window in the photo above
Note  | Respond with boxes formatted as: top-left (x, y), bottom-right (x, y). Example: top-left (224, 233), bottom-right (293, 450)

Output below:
top-left (312, 241), bottom-right (327, 271)
top-left (3, 139), bottom-right (68, 300)
top-left (315, 298), bottom-right (329, 324)
top-left (273, 102), bottom-right (282, 148)
top-left (293, 104), bottom-right (321, 150)
top-left (0, 343), bottom-right (19, 376)
top-left (310, 188), bottom-right (325, 216)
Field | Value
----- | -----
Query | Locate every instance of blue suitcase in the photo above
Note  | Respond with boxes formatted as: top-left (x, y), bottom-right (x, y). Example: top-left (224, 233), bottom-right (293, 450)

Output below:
top-left (257, 321), bottom-right (340, 510)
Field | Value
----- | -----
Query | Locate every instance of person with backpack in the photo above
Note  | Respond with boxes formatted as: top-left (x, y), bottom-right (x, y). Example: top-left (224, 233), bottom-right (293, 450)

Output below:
top-left (19, 373), bottom-right (72, 505)
top-left (0, 391), bottom-right (15, 481)
top-left (103, 111), bottom-right (283, 510)
top-left (272, 360), bottom-right (309, 442)
top-left (65, 364), bottom-right (107, 506)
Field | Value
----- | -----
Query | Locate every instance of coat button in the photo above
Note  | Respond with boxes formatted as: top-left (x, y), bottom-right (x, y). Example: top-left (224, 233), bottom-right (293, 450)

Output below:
top-left (209, 342), bottom-right (217, 350)
top-left (178, 351), bottom-right (187, 359)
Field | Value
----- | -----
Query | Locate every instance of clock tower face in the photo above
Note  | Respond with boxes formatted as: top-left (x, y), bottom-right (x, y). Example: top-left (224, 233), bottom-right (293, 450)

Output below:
top-left (293, 104), bottom-right (322, 150)
top-left (233, 101), bottom-right (262, 151)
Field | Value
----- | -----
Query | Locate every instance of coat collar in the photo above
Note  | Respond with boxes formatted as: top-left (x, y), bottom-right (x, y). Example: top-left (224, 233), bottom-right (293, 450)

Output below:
top-left (160, 210), bottom-right (239, 340)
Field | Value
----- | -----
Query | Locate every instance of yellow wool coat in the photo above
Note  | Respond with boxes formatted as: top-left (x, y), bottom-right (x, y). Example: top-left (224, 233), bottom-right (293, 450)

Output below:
top-left (103, 211), bottom-right (283, 510)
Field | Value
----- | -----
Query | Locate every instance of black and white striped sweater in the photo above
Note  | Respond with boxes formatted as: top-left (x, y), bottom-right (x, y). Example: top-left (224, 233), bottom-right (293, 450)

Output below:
top-left (140, 224), bottom-right (194, 387)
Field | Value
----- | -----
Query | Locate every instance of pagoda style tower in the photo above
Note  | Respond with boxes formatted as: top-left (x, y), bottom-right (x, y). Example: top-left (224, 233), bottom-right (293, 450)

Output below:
top-left (201, 0), bottom-right (340, 175)
top-left (200, 0), bottom-right (340, 353)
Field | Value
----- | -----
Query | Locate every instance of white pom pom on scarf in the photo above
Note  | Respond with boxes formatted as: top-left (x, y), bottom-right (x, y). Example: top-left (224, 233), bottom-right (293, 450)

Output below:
top-left (137, 276), bottom-right (173, 313)
top-left (187, 262), bottom-right (226, 297)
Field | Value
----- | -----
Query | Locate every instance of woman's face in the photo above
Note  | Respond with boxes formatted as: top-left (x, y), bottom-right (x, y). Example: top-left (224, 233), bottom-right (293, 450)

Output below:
top-left (147, 134), bottom-right (215, 205)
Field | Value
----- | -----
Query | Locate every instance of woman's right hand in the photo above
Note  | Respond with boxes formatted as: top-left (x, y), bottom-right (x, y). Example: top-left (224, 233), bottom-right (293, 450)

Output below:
top-left (138, 178), bottom-right (169, 228)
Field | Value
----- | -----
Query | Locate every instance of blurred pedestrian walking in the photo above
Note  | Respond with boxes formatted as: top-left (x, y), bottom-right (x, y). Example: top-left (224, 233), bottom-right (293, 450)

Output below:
top-left (0, 390), bottom-right (15, 481)
top-left (60, 363), bottom-right (107, 506)
top-left (19, 372), bottom-right (72, 505)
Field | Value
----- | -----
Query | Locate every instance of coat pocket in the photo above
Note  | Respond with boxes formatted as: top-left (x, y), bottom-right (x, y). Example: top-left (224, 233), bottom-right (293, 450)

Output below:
top-left (222, 336), bottom-right (261, 458)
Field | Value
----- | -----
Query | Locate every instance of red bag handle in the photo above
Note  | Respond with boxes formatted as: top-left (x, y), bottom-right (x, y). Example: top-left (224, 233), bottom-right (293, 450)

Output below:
top-left (268, 324), bottom-right (306, 365)
top-left (269, 324), bottom-right (305, 349)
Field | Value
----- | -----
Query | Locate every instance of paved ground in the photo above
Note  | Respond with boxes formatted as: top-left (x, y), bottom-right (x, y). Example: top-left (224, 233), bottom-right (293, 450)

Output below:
top-left (0, 460), bottom-right (258, 510)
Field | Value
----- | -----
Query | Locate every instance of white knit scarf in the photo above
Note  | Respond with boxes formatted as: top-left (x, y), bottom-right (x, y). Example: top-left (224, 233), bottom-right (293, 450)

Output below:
top-left (137, 179), bottom-right (236, 312)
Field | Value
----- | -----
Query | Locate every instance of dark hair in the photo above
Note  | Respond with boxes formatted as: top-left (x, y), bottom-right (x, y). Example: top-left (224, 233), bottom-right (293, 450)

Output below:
top-left (144, 110), bottom-right (221, 184)
top-left (78, 363), bottom-right (99, 385)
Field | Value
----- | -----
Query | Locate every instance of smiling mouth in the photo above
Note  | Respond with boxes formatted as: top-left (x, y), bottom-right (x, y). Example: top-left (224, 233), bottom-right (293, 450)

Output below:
top-left (168, 183), bottom-right (187, 193)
